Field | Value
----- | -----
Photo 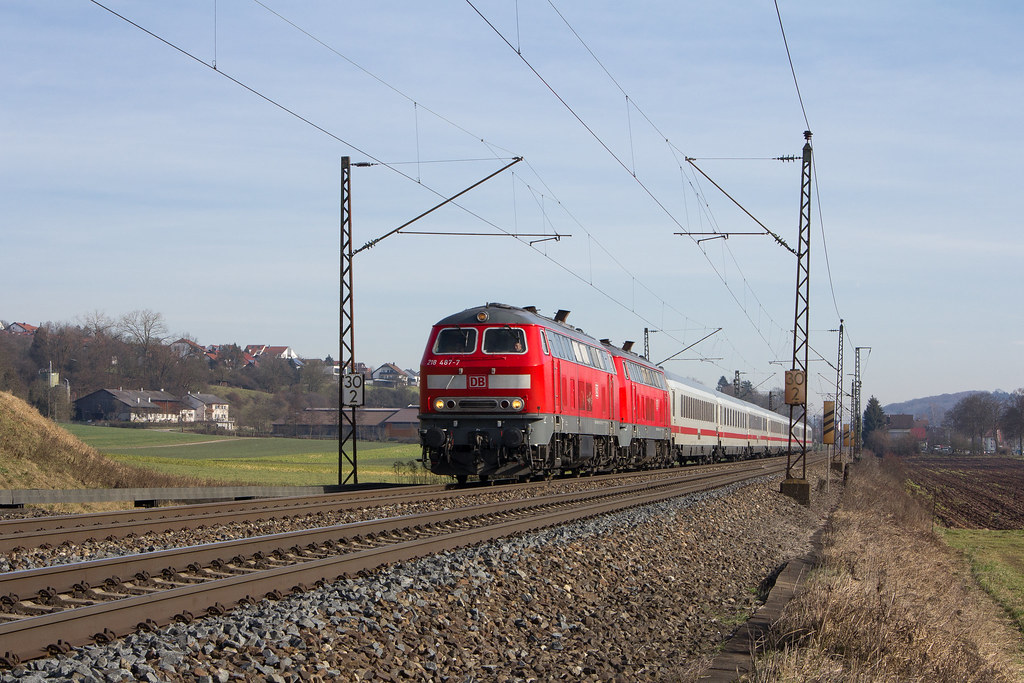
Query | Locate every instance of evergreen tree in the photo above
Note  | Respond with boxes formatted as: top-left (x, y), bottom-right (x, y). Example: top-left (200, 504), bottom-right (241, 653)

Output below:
top-left (863, 396), bottom-right (887, 437)
top-left (862, 396), bottom-right (888, 455)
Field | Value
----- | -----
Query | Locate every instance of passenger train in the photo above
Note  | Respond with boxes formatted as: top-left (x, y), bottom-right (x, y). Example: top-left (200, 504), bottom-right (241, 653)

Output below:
top-left (418, 303), bottom-right (807, 483)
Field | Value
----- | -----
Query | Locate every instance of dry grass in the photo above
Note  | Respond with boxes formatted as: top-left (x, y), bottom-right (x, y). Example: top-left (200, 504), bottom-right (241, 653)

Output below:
top-left (747, 456), bottom-right (1024, 682)
top-left (0, 391), bottom-right (214, 498)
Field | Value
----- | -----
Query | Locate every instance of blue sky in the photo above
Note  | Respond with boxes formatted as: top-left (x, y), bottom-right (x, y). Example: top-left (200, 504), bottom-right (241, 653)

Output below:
top-left (2, 1), bottom-right (1022, 410)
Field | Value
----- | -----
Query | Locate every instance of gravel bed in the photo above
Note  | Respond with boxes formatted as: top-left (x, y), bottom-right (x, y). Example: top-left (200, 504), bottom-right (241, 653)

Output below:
top-left (0, 470), bottom-right (721, 573)
top-left (2, 467), bottom-right (838, 682)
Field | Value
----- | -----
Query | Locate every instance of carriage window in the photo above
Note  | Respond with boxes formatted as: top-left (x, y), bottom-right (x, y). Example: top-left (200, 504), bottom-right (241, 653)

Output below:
top-left (483, 327), bottom-right (527, 354)
top-left (555, 334), bottom-right (571, 360)
top-left (548, 332), bottom-right (566, 360)
top-left (572, 340), bottom-right (589, 365)
top-left (434, 327), bottom-right (477, 354)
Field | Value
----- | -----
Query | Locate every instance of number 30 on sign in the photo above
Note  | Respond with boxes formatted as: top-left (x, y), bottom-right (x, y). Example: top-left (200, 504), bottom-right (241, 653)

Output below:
top-left (785, 370), bottom-right (806, 406)
top-left (342, 373), bottom-right (365, 406)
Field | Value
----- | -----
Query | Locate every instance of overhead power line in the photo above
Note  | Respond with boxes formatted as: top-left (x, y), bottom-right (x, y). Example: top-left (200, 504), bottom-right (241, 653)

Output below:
top-left (469, 0), bottom-right (826, 378)
top-left (89, 0), bottom-right (730, 364)
top-left (774, 0), bottom-right (810, 131)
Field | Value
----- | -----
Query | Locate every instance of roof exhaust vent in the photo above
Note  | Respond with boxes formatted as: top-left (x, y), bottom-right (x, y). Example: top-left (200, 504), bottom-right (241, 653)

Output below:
top-left (600, 339), bottom-right (611, 345)
top-left (554, 309), bottom-right (570, 323)
top-left (523, 306), bottom-right (538, 314)
top-left (622, 341), bottom-right (635, 353)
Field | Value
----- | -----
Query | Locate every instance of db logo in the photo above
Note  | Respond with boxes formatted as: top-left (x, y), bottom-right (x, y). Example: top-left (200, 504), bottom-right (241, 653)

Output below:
top-left (469, 376), bottom-right (487, 389)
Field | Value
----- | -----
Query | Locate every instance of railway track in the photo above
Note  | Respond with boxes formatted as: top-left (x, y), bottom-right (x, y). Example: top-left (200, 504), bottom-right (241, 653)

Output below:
top-left (0, 457), bottom-right (804, 667)
top-left (0, 485), bottom-right (449, 554)
top-left (0, 459), bottom-right (787, 555)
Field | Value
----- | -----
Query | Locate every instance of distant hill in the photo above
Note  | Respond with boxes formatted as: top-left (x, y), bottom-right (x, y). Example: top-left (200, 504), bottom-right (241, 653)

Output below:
top-left (884, 390), bottom-right (1011, 423)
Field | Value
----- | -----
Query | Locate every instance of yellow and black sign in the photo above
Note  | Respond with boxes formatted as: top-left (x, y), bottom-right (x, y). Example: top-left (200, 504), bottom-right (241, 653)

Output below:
top-left (823, 400), bottom-right (835, 444)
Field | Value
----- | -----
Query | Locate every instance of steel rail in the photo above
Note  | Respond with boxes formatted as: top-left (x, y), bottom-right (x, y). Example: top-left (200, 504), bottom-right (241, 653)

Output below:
top-left (0, 457), bottom-right (789, 553)
top-left (0, 463), bottom-right (783, 603)
top-left (0, 466), bottom-right (697, 537)
top-left (0, 486), bottom-right (445, 542)
top-left (0, 458), bottom-right (801, 665)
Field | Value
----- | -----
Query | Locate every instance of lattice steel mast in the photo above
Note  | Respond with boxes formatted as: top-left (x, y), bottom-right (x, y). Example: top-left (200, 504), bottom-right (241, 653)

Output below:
top-left (781, 131), bottom-right (813, 505)
top-left (854, 346), bottom-right (867, 457)
top-left (833, 320), bottom-right (845, 468)
top-left (339, 156), bottom-right (357, 485)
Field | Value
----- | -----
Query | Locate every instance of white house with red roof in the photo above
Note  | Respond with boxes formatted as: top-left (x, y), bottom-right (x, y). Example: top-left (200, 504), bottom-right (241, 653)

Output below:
top-left (3, 322), bottom-right (39, 335)
top-left (244, 345), bottom-right (300, 362)
top-left (371, 362), bottom-right (411, 387)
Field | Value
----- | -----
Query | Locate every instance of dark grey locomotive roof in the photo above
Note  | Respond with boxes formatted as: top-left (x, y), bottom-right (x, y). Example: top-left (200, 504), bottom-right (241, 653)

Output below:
top-left (434, 303), bottom-right (544, 327)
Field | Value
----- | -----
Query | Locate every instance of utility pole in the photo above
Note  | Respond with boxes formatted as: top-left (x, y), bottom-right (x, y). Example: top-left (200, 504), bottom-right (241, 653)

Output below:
top-left (781, 131), bottom-right (813, 506)
top-left (732, 370), bottom-right (750, 399)
top-left (853, 346), bottom-right (868, 458)
top-left (339, 156), bottom-right (358, 485)
top-left (832, 320), bottom-right (844, 472)
top-left (337, 156), bottom-right (523, 486)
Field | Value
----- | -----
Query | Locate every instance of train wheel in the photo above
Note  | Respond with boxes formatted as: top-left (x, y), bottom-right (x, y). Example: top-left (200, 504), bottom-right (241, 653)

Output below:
top-left (479, 474), bottom-right (490, 485)
top-left (456, 475), bottom-right (468, 486)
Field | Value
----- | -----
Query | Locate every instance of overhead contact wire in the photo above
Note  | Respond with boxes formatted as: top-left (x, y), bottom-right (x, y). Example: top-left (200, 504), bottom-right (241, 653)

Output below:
top-left (252, 0), bottom-right (716, 344)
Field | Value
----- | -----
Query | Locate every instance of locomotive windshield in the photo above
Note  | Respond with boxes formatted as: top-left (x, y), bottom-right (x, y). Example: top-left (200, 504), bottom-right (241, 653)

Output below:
top-left (483, 327), bottom-right (527, 354)
top-left (433, 327), bottom-right (477, 354)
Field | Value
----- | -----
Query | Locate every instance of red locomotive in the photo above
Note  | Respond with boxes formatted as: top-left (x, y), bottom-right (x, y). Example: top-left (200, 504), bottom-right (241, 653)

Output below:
top-left (418, 303), bottom-right (806, 483)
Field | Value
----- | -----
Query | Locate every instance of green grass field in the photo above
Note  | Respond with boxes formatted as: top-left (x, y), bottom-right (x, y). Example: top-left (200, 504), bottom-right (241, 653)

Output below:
top-left (63, 424), bottom-right (439, 486)
top-left (943, 529), bottom-right (1024, 632)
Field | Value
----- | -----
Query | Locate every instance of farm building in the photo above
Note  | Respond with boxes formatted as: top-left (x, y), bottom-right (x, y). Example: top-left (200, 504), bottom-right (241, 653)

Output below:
top-left (75, 389), bottom-right (190, 423)
top-left (271, 407), bottom-right (419, 442)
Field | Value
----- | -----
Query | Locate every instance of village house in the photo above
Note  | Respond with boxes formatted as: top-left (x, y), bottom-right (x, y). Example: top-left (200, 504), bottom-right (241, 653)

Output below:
top-left (75, 388), bottom-right (191, 424)
top-left (271, 406), bottom-right (419, 442)
top-left (371, 363), bottom-right (411, 388)
top-left (329, 361), bottom-right (372, 380)
top-left (1, 322), bottom-right (39, 336)
top-left (184, 392), bottom-right (235, 430)
top-left (245, 345), bottom-right (300, 364)
top-left (169, 338), bottom-right (208, 358)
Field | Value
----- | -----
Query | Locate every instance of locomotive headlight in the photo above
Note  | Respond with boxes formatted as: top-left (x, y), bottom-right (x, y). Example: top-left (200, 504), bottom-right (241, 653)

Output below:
top-left (433, 398), bottom-right (445, 411)
top-left (510, 398), bottom-right (524, 411)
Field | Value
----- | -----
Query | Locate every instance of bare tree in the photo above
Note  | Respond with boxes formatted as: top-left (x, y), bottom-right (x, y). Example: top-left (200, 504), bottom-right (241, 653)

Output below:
top-left (28, 322), bottom-right (83, 374)
top-left (300, 359), bottom-right (328, 393)
top-left (945, 392), bottom-right (1001, 454)
top-left (78, 310), bottom-right (118, 338)
top-left (117, 309), bottom-right (169, 356)
top-left (1000, 389), bottom-right (1024, 455)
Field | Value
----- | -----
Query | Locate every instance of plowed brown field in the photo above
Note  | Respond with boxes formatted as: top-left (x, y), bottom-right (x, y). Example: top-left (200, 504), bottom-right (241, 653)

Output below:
top-left (902, 455), bottom-right (1024, 529)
